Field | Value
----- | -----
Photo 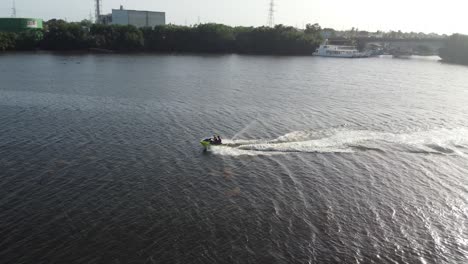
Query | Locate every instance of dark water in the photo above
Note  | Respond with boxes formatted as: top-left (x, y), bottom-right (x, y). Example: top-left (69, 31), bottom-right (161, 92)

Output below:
top-left (0, 53), bottom-right (467, 264)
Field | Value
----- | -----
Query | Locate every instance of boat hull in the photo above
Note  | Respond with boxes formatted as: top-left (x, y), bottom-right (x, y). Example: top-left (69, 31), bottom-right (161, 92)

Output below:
top-left (313, 52), bottom-right (370, 58)
top-left (313, 43), bottom-right (370, 58)
top-left (200, 140), bottom-right (211, 148)
top-left (200, 140), bottom-right (223, 148)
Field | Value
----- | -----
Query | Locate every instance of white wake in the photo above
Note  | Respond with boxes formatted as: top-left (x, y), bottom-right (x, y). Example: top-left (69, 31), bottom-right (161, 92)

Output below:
top-left (208, 128), bottom-right (468, 157)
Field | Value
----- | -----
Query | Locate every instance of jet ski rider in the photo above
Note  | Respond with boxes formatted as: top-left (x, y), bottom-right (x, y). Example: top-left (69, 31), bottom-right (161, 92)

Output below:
top-left (212, 135), bottom-right (222, 145)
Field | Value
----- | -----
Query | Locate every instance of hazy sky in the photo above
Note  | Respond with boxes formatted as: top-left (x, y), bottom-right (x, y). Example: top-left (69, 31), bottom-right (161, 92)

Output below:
top-left (0, 0), bottom-right (467, 34)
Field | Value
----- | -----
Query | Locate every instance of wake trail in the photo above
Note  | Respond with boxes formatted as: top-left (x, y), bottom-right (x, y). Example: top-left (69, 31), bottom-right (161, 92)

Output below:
top-left (209, 127), bottom-right (468, 157)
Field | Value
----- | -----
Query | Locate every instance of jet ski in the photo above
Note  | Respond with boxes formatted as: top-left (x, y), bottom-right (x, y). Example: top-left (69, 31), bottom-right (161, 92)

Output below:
top-left (200, 138), bottom-right (223, 148)
top-left (200, 135), bottom-right (224, 149)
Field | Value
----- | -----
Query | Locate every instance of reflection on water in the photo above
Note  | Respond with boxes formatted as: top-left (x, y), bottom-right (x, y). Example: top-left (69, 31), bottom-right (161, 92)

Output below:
top-left (0, 53), bottom-right (467, 263)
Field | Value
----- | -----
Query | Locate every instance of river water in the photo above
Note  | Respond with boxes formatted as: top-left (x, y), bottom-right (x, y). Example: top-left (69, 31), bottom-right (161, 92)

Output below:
top-left (0, 53), bottom-right (467, 264)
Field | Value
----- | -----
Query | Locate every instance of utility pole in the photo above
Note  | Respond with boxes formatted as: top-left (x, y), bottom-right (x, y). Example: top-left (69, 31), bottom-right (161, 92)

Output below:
top-left (95, 0), bottom-right (102, 23)
top-left (12, 0), bottom-right (17, 18)
top-left (267, 0), bottom-right (275, 27)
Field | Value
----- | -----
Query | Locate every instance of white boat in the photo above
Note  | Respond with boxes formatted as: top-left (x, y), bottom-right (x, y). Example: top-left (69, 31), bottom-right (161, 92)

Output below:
top-left (313, 40), bottom-right (370, 58)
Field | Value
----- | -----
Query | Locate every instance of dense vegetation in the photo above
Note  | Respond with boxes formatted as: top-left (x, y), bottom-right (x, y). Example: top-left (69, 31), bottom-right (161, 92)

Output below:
top-left (0, 20), bottom-right (323, 55)
top-left (3, 20), bottom-right (466, 64)
top-left (0, 32), bottom-right (16, 51)
top-left (439, 34), bottom-right (468, 65)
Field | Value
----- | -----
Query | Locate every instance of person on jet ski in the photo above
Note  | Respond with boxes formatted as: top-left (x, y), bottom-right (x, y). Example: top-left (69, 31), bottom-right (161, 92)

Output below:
top-left (211, 135), bottom-right (222, 145)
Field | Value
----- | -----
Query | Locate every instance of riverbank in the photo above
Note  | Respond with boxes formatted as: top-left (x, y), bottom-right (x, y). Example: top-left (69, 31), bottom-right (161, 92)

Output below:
top-left (3, 21), bottom-right (468, 65)
top-left (0, 20), bottom-right (323, 55)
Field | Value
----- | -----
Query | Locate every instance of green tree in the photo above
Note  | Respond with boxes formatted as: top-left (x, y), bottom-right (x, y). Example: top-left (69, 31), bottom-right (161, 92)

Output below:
top-left (16, 30), bottom-right (44, 50)
top-left (0, 32), bottom-right (16, 51)
top-left (91, 24), bottom-right (143, 51)
top-left (194, 23), bottom-right (235, 52)
top-left (439, 34), bottom-right (468, 65)
top-left (236, 25), bottom-right (321, 55)
top-left (42, 19), bottom-right (91, 50)
top-left (305, 23), bottom-right (321, 35)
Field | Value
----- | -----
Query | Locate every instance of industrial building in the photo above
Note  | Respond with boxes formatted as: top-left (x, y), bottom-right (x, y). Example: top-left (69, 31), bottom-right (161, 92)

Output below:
top-left (99, 6), bottom-right (165, 28)
top-left (0, 18), bottom-right (43, 32)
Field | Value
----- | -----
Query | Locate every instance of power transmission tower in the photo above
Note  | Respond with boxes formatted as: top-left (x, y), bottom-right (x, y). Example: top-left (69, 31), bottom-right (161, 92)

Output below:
top-left (95, 0), bottom-right (102, 23)
top-left (267, 0), bottom-right (275, 27)
top-left (12, 0), bottom-right (17, 18)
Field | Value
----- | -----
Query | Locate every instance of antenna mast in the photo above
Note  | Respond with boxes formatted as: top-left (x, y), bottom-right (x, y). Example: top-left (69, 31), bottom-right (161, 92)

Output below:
top-left (95, 0), bottom-right (102, 23)
top-left (267, 0), bottom-right (275, 27)
top-left (12, 0), bottom-right (17, 18)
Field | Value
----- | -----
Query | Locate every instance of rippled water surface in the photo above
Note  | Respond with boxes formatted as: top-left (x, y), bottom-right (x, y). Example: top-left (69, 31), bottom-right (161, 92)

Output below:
top-left (1, 53), bottom-right (467, 263)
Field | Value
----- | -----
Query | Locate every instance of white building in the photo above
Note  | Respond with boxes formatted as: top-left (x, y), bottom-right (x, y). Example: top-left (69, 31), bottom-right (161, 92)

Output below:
top-left (101, 6), bottom-right (166, 28)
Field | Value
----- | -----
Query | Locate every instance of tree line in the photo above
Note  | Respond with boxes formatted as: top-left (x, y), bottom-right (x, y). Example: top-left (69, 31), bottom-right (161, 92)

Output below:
top-left (0, 19), bottom-right (323, 55)
top-left (2, 20), bottom-right (467, 65)
top-left (439, 34), bottom-right (468, 65)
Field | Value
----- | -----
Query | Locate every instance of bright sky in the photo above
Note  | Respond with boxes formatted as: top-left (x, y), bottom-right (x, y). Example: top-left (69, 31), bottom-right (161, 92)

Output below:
top-left (0, 0), bottom-right (467, 34)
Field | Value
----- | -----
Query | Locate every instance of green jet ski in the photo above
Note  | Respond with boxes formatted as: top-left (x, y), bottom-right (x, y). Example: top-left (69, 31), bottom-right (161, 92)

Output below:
top-left (201, 136), bottom-right (223, 148)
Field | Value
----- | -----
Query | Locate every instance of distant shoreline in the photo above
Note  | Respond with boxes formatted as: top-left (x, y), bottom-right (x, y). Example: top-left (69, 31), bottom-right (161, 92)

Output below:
top-left (2, 20), bottom-right (468, 65)
top-left (0, 49), bottom-right (321, 57)
top-left (0, 21), bottom-right (323, 56)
